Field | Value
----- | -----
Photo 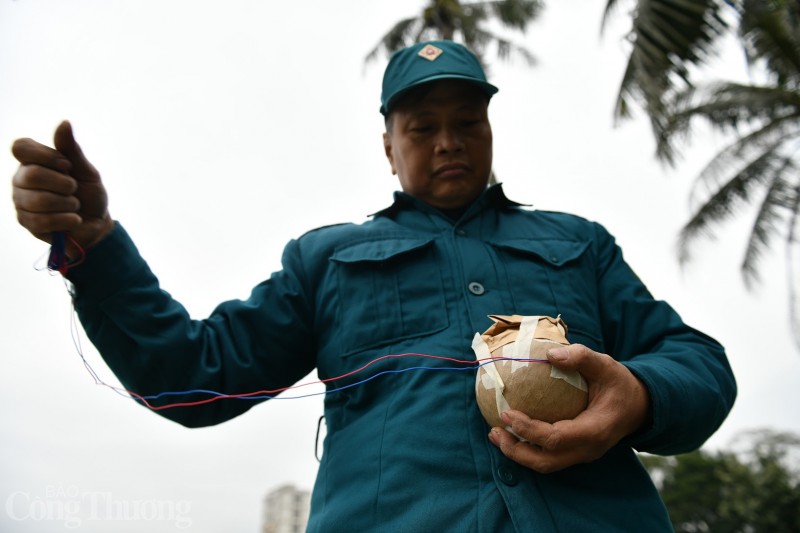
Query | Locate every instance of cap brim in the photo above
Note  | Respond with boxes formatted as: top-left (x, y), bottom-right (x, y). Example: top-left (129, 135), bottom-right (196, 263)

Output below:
top-left (381, 75), bottom-right (499, 115)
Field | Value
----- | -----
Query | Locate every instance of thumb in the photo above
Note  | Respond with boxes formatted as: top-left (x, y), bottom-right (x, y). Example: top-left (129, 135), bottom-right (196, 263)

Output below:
top-left (52, 120), bottom-right (111, 237)
top-left (546, 343), bottom-right (605, 380)
top-left (53, 120), bottom-right (99, 183)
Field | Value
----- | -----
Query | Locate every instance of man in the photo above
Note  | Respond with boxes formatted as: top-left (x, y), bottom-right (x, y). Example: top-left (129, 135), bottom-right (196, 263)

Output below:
top-left (11, 41), bottom-right (736, 531)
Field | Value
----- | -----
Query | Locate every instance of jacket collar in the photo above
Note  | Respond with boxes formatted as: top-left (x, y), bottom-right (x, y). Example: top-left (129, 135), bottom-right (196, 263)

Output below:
top-left (371, 183), bottom-right (528, 220)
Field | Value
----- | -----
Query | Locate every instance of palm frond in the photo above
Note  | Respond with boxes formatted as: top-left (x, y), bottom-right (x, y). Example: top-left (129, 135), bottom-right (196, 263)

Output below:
top-left (606, 0), bottom-right (730, 126)
top-left (739, 156), bottom-right (796, 288)
top-left (366, 0), bottom-right (540, 69)
top-left (613, 56), bottom-right (640, 121)
top-left (786, 184), bottom-right (800, 348)
top-left (739, 0), bottom-right (800, 85)
top-left (608, 0), bottom-right (800, 348)
top-left (677, 134), bottom-right (789, 265)
top-left (463, 26), bottom-right (536, 65)
top-left (457, 4), bottom-right (490, 53)
top-left (483, 0), bottom-right (544, 31)
top-left (691, 119), bottom-right (800, 209)
top-left (656, 82), bottom-right (800, 164)
top-left (365, 17), bottom-right (421, 63)
top-left (601, 0), bottom-right (629, 36)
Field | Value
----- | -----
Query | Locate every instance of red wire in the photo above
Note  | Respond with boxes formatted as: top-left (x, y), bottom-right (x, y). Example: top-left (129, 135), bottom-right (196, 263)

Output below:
top-left (90, 353), bottom-right (512, 411)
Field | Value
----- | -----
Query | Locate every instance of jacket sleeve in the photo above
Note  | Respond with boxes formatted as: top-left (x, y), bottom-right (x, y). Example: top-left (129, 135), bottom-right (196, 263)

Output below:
top-left (66, 222), bottom-right (317, 428)
top-left (590, 221), bottom-right (737, 455)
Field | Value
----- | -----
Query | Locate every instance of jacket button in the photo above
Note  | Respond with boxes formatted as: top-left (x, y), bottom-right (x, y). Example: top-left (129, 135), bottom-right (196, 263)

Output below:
top-left (497, 467), bottom-right (518, 486)
top-left (468, 282), bottom-right (485, 295)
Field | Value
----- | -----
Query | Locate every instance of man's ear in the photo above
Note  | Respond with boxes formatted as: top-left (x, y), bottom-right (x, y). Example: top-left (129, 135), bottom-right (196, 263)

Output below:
top-left (383, 132), bottom-right (397, 175)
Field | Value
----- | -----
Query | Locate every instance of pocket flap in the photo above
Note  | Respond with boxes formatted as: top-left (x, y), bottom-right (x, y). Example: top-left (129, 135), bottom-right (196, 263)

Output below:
top-left (331, 237), bottom-right (436, 264)
top-left (490, 238), bottom-right (589, 267)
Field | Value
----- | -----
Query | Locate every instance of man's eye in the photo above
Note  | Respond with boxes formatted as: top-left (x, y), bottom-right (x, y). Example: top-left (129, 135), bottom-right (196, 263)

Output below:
top-left (410, 125), bottom-right (433, 133)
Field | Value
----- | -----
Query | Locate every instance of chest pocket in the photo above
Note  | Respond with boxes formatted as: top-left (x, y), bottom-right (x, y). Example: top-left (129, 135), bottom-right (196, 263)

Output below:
top-left (489, 238), bottom-right (604, 349)
top-left (330, 237), bottom-right (449, 357)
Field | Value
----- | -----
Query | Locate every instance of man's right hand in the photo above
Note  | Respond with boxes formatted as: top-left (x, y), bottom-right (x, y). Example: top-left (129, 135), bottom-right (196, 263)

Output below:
top-left (11, 121), bottom-right (114, 255)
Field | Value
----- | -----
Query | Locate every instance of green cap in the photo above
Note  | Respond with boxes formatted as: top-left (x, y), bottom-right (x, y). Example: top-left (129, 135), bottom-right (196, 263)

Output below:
top-left (380, 40), bottom-right (499, 115)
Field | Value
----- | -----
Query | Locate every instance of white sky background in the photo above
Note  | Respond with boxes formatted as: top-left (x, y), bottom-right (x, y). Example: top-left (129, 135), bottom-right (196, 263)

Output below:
top-left (1, 1), bottom-right (798, 531)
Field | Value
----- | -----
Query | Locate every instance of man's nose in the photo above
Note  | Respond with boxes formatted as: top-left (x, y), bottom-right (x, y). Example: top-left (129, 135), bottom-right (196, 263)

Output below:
top-left (435, 127), bottom-right (464, 153)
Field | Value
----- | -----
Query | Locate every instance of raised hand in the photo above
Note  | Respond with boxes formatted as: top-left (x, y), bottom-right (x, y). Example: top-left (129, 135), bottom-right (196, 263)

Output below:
top-left (11, 121), bottom-right (113, 254)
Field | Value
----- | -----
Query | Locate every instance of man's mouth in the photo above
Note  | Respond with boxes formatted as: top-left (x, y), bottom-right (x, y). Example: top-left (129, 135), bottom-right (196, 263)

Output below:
top-left (434, 163), bottom-right (469, 178)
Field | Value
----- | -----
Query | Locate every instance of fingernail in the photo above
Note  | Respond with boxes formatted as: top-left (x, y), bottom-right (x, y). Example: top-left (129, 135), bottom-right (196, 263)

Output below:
top-left (488, 428), bottom-right (501, 443)
top-left (547, 348), bottom-right (567, 361)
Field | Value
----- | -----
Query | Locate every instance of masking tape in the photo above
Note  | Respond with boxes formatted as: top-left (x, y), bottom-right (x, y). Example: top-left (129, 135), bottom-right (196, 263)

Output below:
top-left (472, 333), bottom-right (511, 419)
top-left (550, 366), bottom-right (588, 392)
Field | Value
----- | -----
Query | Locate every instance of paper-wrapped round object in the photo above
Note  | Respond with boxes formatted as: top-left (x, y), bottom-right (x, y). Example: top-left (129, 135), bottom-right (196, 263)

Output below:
top-left (473, 315), bottom-right (588, 428)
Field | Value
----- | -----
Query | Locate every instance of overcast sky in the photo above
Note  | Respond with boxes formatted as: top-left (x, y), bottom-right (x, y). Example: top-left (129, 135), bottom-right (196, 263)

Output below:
top-left (2, 1), bottom-right (799, 532)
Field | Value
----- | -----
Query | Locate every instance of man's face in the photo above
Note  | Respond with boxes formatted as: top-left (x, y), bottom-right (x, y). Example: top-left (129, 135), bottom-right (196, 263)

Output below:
top-left (383, 80), bottom-right (493, 211)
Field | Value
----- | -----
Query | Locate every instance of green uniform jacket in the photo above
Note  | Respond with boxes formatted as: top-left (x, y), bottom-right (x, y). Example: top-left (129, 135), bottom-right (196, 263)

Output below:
top-left (67, 185), bottom-right (736, 532)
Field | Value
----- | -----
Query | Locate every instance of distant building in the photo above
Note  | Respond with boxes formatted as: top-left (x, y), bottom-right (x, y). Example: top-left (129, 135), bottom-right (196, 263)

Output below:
top-left (262, 484), bottom-right (310, 533)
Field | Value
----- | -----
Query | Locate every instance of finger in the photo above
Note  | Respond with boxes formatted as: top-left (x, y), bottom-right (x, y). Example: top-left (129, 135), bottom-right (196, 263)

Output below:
top-left (488, 426), bottom-right (588, 474)
top-left (13, 185), bottom-right (81, 215)
top-left (501, 410), bottom-right (576, 449)
top-left (501, 410), bottom-right (608, 458)
top-left (15, 209), bottom-right (82, 238)
top-left (12, 164), bottom-right (79, 196)
top-left (11, 137), bottom-right (72, 173)
top-left (547, 343), bottom-right (614, 383)
top-left (53, 121), bottom-right (100, 183)
top-left (493, 409), bottom-right (611, 472)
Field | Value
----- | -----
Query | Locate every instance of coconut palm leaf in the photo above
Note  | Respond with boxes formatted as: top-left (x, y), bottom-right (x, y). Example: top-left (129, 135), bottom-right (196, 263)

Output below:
top-left (484, 0), bottom-right (544, 30)
top-left (682, 106), bottom-right (800, 217)
top-left (603, 0), bottom-right (729, 127)
top-left (462, 25), bottom-right (537, 66)
top-left (657, 82), bottom-right (800, 165)
top-left (606, 0), bottom-right (800, 346)
top-left (664, 82), bottom-right (800, 266)
top-left (365, 0), bottom-right (542, 66)
top-left (787, 188), bottom-right (800, 345)
top-left (738, 0), bottom-right (800, 84)
top-left (666, 80), bottom-right (800, 346)
top-left (739, 157), bottom-right (796, 288)
top-left (677, 136), bottom-right (786, 265)
top-left (364, 17), bottom-right (422, 64)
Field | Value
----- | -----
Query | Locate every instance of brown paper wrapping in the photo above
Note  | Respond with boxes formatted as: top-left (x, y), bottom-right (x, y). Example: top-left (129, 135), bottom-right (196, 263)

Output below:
top-left (473, 315), bottom-right (588, 428)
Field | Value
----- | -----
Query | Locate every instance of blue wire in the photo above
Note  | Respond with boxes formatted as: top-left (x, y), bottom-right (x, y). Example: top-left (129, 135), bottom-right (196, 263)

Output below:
top-left (135, 357), bottom-right (545, 404)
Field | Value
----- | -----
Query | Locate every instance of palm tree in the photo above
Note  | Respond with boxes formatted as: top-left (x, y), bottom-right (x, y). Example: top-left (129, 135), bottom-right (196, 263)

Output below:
top-left (609, 0), bottom-right (800, 346)
top-left (365, 0), bottom-right (544, 67)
